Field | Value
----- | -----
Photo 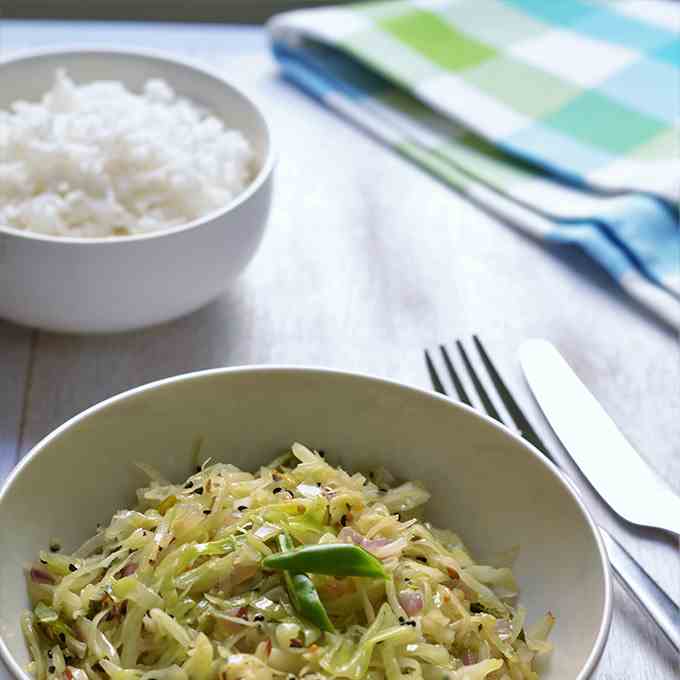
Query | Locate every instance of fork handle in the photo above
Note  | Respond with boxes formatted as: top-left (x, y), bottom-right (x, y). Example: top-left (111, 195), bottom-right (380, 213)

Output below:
top-left (599, 527), bottom-right (680, 653)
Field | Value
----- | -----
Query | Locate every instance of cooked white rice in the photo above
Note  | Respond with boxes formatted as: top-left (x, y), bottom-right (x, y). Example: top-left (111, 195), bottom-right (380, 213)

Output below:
top-left (0, 69), bottom-right (256, 238)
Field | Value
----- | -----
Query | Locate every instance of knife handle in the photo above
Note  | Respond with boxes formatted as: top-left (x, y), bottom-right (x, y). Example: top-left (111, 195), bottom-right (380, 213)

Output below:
top-left (599, 527), bottom-right (680, 653)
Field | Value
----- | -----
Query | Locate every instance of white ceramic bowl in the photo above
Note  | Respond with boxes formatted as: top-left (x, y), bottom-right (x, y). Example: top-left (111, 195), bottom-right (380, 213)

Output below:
top-left (0, 368), bottom-right (612, 680)
top-left (0, 48), bottom-right (275, 333)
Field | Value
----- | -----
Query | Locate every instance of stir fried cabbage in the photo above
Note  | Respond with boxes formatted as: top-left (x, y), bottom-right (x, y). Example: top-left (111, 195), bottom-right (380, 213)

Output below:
top-left (23, 443), bottom-right (554, 680)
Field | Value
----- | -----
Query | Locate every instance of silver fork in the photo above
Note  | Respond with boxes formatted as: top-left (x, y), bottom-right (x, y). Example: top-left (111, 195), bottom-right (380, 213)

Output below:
top-left (424, 336), bottom-right (680, 653)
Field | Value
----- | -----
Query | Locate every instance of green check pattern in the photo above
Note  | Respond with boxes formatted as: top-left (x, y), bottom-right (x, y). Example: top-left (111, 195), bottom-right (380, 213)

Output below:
top-left (269, 0), bottom-right (680, 327)
top-left (274, 0), bottom-right (679, 199)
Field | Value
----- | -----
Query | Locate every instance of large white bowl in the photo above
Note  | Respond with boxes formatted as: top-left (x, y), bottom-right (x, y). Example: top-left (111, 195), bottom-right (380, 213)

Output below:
top-left (0, 48), bottom-right (274, 333)
top-left (0, 368), bottom-right (612, 679)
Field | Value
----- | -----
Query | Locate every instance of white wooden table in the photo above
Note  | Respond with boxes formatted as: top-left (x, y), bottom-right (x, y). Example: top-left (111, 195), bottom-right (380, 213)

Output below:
top-left (1, 20), bottom-right (678, 680)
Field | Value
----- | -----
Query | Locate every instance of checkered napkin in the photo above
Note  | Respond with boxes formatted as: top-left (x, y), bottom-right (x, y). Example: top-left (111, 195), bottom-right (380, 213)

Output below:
top-left (269, 0), bottom-right (680, 327)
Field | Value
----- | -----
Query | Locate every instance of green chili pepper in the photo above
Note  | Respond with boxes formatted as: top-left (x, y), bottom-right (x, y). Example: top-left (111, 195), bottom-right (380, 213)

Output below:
top-left (263, 543), bottom-right (387, 579)
top-left (277, 535), bottom-right (335, 633)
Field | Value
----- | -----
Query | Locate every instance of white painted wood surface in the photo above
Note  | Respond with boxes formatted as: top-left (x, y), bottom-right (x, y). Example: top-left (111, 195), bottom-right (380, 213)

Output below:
top-left (1, 21), bottom-right (678, 680)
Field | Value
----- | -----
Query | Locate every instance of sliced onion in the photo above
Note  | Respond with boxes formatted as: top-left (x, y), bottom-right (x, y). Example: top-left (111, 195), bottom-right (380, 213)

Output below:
top-left (337, 527), bottom-right (363, 545)
top-left (119, 563), bottom-right (138, 577)
top-left (362, 538), bottom-right (391, 551)
top-left (368, 537), bottom-right (408, 559)
top-left (338, 528), bottom-right (406, 559)
top-left (398, 589), bottom-right (424, 616)
top-left (30, 568), bottom-right (55, 585)
top-left (462, 649), bottom-right (477, 666)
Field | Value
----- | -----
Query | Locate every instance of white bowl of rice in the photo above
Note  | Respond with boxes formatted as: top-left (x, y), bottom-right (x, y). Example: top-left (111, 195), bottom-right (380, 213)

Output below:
top-left (0, 47), bottom-right (275, 333)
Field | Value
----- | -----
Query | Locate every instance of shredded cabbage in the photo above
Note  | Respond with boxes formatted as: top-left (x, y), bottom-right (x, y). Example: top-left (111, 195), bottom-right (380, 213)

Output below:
top-left (23, 443), bottom-right (553, 680)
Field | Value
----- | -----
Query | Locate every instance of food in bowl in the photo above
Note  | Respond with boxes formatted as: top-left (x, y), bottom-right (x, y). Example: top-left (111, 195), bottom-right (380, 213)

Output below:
top-left (22, 442), bottom-right (554, 680)
top-left (0, 69), bottom-right (256, 237)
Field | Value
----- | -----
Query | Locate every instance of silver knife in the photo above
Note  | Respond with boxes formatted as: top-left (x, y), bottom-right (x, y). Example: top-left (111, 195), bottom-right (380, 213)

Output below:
top-left (599, 528), bottom-right (680, 652)
top-left (518, 338), bottom-right (680, 535)
top-left (519, 338), bottom-right (680, 653)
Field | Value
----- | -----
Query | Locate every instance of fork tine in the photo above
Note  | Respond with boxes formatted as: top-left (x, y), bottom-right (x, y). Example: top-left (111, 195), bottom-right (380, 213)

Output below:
top-left (472, 335), bottom-right (553, 461)
top-left (439, 345), bottom-right (472, 406)
top-left (424, 350), bottom-right (447, 395)
top-left (456, 340), bottom-right (502, 422)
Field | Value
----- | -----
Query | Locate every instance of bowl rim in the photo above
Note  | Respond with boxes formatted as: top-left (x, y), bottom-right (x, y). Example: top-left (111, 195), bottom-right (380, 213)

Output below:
top-left (0, 45), bottom-right (276, 246)
top-left (0, 365), bottom-right (613, 680)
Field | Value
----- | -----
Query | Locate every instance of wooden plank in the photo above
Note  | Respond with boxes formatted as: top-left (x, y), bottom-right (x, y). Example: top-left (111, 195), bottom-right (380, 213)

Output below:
top-left (0, 322), bottom-right (32, 482)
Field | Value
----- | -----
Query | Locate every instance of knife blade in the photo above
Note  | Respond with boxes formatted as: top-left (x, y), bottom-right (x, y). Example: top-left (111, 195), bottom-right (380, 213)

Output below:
top-left (519, 339), bottom-right (680, 535)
